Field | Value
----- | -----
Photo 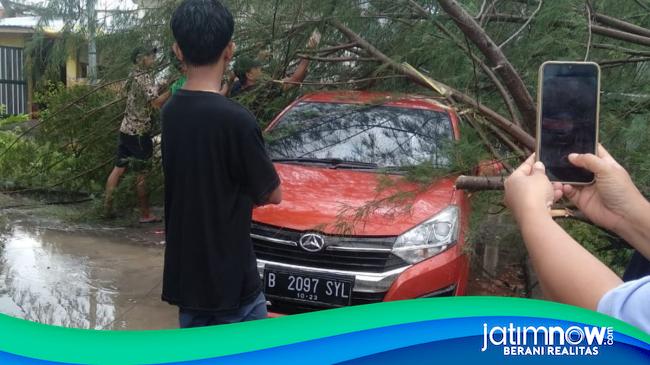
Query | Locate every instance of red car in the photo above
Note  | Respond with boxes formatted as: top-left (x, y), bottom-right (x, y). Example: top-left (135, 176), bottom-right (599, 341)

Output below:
top-left (252, 91), bottom-right (470, 314)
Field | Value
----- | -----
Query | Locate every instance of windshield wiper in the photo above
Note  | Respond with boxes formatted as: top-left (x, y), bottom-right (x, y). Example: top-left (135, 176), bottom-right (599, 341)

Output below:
top-left (332, 161), bottom-right (379, 169)
top-left (378, 166), bottom-right (407, 173)
top-left (272, 157), bottom-right (338, 164)
top-left (272, 157), bottom-right (379, 169)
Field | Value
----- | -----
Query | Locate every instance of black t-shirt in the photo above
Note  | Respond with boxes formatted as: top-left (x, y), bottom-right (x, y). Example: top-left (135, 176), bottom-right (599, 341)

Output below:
top-left (229, 80), bottom-right (247, 97)
top-left (160, 89), bottom-right (280, 311)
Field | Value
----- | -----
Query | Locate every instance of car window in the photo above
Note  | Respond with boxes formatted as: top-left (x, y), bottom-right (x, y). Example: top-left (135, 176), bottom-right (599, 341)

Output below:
top-left (267, 102), bottom-right (453, 168)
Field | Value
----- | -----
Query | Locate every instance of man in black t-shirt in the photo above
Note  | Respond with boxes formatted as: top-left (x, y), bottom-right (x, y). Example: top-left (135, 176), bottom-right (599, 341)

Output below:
top-left (162, 0), bottom-right (282, 328)
top-left (229, 30), bottom-right (320, 98)
top-left (229, 31), bottom-right (321, 127)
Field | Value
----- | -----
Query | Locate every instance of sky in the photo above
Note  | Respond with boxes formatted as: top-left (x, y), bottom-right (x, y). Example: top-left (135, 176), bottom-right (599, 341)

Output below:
top-left (98, 0), bottom-right (137, 12)
top-left (24, 0), bottom-right (139, 11)
top-left (12, 0), bottom-right (141, 30)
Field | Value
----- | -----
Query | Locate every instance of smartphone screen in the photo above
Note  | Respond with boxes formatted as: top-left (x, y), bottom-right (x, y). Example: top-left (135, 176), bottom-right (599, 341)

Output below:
top-left (538, 62), bottom-right (599, 183)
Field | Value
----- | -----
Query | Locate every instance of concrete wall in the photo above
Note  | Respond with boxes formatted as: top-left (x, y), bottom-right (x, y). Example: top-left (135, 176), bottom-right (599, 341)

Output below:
top-left (66, 53), bottom-right (78, 86)
top-left (0, 33), bottom-right (26, 48)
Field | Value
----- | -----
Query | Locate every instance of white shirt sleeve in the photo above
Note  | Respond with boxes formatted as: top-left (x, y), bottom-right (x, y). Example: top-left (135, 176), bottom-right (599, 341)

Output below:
top-left (597, 275), bottom-right (650, 333)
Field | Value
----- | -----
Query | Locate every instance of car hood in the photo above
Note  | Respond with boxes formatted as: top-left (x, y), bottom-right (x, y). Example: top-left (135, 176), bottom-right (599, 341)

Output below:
top-left (252, 163), bottom-right (456, 236)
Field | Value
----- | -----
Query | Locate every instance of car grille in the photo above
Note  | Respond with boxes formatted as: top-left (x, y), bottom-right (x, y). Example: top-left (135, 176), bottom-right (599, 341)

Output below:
top-left (251, 223), bottom-right (408, 273)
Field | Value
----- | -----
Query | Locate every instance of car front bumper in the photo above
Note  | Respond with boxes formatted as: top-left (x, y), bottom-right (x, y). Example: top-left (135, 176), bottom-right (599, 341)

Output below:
top-left (256, 259), bottom-right (410, 293)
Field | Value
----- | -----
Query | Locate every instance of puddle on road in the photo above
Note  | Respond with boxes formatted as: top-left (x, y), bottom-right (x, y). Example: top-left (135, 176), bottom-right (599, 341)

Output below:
top-left (0, 218), bottom-right (177, 330)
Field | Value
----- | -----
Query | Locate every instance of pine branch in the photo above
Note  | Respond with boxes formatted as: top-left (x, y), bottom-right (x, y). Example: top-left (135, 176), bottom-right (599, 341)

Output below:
top-left (479, 0), bottom-right (499, 26)
top-left (414, 0), bottom-right (537, 134)
top-left (593, 12), bottom-right (650, 38)
top-left (591, 24), bottom-right (650, 47)
top-left (633, 0), bottom-right (650, 11)
top-left (476, 114), bottom-right (526, 156)
top-left (478, 13), bottom-right (528, 24)
top-left (434, 20), bottom-right (521, 127)
top-left (592, 43), bottom-right (650, 57)
top-left (272, 75), bottom-right (407, 86)
top-left (3, 156), bottom-right (113, 194)
top-left (297, 54), bottom-right (379, 62)
top-left (455, 175), bottom-right (505, 191)
top-left (304, 42), bottom-right (358, 54)
top-left (499, 0), bottom-right (543, 49)
top-left (465, 118), bottom-right (514, 172)
top-left (357, 14), bottom-right (417, 26)
top-left (0, 65), bottom-right (161, 161)
top-left (585, 1), bottom-right (593, 61)
top-left (599, 56), bottom-right (650, 68)
top-left (27, 112), bottom-right (124, 175)
top-left (0, 0), bottom-right (17, 17)
top-left (327, 18), bottom-right (535, 150)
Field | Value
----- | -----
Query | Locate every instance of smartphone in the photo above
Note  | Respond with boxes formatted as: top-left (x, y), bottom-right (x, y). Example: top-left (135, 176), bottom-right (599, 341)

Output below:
top-left (536, 61), bottom-right (600, 184)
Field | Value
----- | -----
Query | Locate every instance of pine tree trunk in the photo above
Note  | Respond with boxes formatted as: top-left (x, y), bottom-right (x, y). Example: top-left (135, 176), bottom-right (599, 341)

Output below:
top-left (435, 0), bottom-right (538, 134)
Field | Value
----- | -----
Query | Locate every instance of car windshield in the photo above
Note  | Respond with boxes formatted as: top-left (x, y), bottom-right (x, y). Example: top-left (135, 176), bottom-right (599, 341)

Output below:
top-left (267, 102), bottom-right (453, 169)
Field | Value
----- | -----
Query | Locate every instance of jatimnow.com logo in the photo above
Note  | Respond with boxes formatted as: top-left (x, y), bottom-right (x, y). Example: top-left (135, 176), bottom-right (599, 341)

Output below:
top-left (481, 323), bottom-right (614, 356)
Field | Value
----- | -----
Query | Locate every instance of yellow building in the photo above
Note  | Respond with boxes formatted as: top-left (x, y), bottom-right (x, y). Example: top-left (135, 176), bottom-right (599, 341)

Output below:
top-left (0, 15), bottom-right (86, 115)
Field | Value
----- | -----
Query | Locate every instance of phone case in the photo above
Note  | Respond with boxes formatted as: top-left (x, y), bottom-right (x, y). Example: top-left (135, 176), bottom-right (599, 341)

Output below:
top-left (536, 61), bottom-right (600, 185)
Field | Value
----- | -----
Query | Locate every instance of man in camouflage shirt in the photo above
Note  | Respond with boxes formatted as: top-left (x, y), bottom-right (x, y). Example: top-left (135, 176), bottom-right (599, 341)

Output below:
top-left (104, 46), bottom-right (162, 223)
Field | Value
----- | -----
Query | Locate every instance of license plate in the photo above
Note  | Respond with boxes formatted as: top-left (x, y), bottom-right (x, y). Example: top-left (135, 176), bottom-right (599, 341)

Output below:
top-left (264, 267), bottom-right (354, 307)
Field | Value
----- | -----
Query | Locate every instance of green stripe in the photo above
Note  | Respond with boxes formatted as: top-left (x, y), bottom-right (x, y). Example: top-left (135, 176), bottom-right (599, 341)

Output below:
top-left (0, 297), bottom-right (647, 364)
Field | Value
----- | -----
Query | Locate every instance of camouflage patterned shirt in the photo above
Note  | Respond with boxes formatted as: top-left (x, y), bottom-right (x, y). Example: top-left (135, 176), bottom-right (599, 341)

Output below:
top-left (119, 67), bottom-right (159, 136)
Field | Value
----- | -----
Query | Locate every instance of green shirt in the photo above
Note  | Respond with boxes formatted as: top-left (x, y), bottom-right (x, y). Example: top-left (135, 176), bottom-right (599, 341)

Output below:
top-left (170, 76), bottom-right (187, 95)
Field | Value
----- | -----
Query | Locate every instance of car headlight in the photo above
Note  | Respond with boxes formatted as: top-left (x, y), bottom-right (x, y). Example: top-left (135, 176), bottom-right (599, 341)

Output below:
top-left (392, 205), bottom-right (459, 264)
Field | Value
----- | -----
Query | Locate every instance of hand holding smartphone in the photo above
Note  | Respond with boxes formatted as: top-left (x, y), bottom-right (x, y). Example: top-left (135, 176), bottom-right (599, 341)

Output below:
top-left (536, 61), bottom-right (600, 185)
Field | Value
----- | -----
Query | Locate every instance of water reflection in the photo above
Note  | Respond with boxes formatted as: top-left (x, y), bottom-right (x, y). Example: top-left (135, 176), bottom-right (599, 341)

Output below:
top-left (0, 224), bottom-right (116, 329)
top-left (0, 219), bottom-right (174, 330)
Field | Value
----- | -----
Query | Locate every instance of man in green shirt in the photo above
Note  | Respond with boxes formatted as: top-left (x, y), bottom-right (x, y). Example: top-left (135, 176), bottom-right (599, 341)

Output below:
top-left (156, 53), bottom-right (230, 105)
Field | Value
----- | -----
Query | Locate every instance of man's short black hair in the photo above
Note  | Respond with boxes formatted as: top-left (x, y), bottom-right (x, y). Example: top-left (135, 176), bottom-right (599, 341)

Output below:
top-left (171, 0), bottom-right (234, 66)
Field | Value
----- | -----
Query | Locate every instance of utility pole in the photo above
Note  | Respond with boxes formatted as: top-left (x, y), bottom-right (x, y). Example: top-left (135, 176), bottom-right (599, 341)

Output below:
top-left (87, 0), bottom-right (98, 84)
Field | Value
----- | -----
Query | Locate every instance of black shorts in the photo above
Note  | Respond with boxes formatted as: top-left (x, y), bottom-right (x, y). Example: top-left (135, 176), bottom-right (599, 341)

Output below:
top-left (115, 132), bottom-right (153, 170)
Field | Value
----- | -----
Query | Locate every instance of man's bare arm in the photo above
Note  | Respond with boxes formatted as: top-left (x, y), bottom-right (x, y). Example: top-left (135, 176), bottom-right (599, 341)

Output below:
top-left (281, 60), bottom-right (310, 91)
top-left (281, 30), bottom-right (321, 91)
top-left (152, 90), bottom-right (171, 109)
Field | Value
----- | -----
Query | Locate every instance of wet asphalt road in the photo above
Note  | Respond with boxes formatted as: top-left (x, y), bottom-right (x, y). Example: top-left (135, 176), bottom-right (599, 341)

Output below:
top-left (0, 214), bottom-right (177, 330)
